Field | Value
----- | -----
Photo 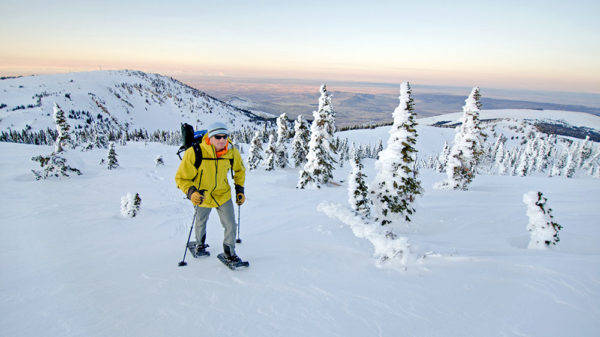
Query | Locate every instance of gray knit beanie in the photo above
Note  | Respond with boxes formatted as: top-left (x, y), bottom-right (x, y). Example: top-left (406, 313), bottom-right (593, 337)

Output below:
top-left (206, 122), bottom-right (229, 138)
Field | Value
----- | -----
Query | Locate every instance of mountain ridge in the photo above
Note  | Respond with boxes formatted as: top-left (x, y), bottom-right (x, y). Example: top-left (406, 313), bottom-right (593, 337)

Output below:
top-left (0, 70), bottom-right (270, 136)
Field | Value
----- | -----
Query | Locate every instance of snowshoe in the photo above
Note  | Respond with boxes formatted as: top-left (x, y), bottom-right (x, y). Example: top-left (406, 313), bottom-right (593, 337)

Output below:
top-left (187, 241), bottom-right (210, 258)
top-left (217, 253), bottom-right (249, 270)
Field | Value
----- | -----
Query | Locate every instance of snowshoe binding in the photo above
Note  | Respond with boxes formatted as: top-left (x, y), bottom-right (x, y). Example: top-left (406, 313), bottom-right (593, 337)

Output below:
top-left (188, 241), bottom-right (210, 258)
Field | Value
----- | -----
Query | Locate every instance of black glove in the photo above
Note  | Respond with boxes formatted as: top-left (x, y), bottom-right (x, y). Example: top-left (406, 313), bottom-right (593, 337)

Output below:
top-left (235, 185), bottom-right (245, 206)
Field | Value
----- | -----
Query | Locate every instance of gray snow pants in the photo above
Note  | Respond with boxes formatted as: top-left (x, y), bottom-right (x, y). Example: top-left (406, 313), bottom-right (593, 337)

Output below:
top-left (194, 199), bottom-right (237, 257)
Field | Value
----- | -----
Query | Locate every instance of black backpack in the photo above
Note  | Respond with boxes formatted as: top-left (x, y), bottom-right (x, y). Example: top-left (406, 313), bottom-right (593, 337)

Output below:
top-left (177, 123), bottom-right (234, 173)
top-left (177, 123), bottom-right (207, 169)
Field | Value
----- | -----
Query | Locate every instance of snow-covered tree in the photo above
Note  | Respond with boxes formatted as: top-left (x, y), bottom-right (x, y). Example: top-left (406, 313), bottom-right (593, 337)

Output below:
top-left (348, 146), bottom-right (370, 219)
top-left (436, 87), bottom-right (485, 190)
top-left (436, 141), bottom-right (450, 172)
top-left (319, 84), bottom-right (337, 139)
top-left (495, 141), bottom-right (507, 175)
top-left (523, 191), bottom-right (562, 249)
top-left (275, 113), bottom-right (289, 169)
top-left (292, 115), bottom-right (310, 168)
top-left (375, 139), bottom-right (384, 159)
top-left (107, 142), bottom-right (119, 170)
top-left (31, 103), bottom-right (81, 180)
top-left (370, 82), bottom-right (422, 225)
top-left (155, 155), bottom-right (164, 167)
top-left (247, 131), bottom-right (264, 171)
top-left (264, 135), bottom-right (276, 171)
top-left (31, 153), bottom-right (82, 180)
top-left (53, 103), bottom-right (72, 153)
top-left (93, 122), bottom-right (109, 149)
top-left (121, 193), bottom-right (142, 218)
top-left (297, 84), bottom-right (337, 189)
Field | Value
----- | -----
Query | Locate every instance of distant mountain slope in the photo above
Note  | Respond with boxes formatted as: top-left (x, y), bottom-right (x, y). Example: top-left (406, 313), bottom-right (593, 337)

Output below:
top-left (419, 109), bottom-right (600, 142)
top-left (0, 70), bottom-right (269, 135)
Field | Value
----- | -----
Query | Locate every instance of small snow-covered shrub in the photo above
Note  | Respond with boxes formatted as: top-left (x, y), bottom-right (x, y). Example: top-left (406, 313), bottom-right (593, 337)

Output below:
top-left (121, 193), bottom-right (142, 218)
top-left (31, 152), bottom-right (82, 180)
top-left (523, 191), bottom-right (562, 249)
top-left (155, 155), bottom-right (164, 167)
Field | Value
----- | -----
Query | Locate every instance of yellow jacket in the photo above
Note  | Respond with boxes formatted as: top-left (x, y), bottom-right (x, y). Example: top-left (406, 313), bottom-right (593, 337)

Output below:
top-left (175, 135), bottom-right (245, 208)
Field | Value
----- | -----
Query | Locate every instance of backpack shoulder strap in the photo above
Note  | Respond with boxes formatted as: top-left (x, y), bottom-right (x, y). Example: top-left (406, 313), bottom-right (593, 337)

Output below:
top-left (192, 142), bottom-right (202, 169)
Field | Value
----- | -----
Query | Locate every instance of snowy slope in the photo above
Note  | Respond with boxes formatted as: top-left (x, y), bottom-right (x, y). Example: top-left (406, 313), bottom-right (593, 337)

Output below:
top-left (0, 70), bottom-right (266, 134)
top-left (1, 116), bottom-right (599, 336)
top-left (419, 109), bottom-right (600, 130)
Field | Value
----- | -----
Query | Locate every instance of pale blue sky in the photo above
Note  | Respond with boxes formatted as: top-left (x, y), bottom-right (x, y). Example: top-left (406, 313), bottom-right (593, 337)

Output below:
top-left (1, 0), bottom-right (599, 92)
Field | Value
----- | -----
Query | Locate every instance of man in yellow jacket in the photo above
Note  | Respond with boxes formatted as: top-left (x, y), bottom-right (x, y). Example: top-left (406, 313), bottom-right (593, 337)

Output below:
top-left (175, 122), bottom-right (246, 262)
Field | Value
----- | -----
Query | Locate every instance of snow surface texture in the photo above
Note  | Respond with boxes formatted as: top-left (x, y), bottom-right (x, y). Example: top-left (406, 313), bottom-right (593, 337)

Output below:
top-left (2, 117), bottom-right (600, 336)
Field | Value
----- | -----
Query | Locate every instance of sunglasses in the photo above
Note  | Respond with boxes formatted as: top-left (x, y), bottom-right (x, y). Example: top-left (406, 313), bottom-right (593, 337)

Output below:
top-left (213, 134), bottom-right (228, 140)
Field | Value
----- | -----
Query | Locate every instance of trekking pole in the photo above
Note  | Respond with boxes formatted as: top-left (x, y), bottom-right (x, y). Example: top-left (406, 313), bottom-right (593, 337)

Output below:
top-left (178, 206), bottom-right (197, 267)
top-left (236, 204), bottom-right (242, 244)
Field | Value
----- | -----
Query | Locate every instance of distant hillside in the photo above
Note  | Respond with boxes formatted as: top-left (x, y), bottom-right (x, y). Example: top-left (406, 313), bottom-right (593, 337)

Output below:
top-left (0, 70), bottom-right (270, 137)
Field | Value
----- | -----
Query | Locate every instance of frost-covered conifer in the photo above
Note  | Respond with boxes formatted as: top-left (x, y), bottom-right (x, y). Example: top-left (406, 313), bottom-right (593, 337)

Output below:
top-left (370, 82), bottom-right (422, 225)
top-left (275, 113), bottom-right (289, 169)
top-left (436, 141), bottom-right (450, 172)
top-left (121, 192), bottom-right (142, 218)
top-left (495, 141), bottom-right (507, 175)
top-left (264, 135), bottom-right (276, 171)
top-left (107, 142), bottom-right (119, 170)
top-left (564, 143), bottom-right (578, 178)
top-left (247, 131), bottom-right (264, 171)
top-left (348, 146), bottom-right (370, 219)
top-left (523, 191), bottom-right (562, 249)
top-left (292, 115), bottom-right (310, 167)
top-left (297, 84), bottom-right (337, 189)
top-left (53, 103), bottom-right (72, 153)
top-left (436, 87), bottom-right (485, 190)
top-left (31, 103), bottom-right (81, 180)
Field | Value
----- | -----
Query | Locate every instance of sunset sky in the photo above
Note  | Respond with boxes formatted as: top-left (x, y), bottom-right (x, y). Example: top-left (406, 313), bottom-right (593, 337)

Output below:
top-left (1, 0), bottom-right (599, 93)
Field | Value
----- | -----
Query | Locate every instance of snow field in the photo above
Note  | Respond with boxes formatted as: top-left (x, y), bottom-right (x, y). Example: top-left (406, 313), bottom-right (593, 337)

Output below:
top-left (1, 135), bottom-right (599, 336)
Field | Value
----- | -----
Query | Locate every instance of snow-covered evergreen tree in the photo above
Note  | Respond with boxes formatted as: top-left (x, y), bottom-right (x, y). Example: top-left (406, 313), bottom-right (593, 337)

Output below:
top-left (275, 113), bottom-right (289, 169)
top-left (31, 153), bottom-right (82, 180)
top-left (523, 191), bottom-right (562, 249)
top-left (291, 115), bottom-right (310, 168)
top-left (436, 141), bottom-right (450, 172)
top-left (495, 141), bottom-right (507, 175)
top-left (297, 84), bottom-right (337, 189)
top-left (264, 135), bottom-right (276, 171)
top-left (348, 146), bottom-right (370, 219)
top-left (436, 87), bottom-right (485, 190)
top-left (319, 84), bottom-right (337, 140)
top-left (107, 142), bottom-right (119, 170)
top-left (247, 131), bottom-right (264, 171)
top-left (375, 139), bottom-right (384, 159)
top-left (370, 82), bottom-right (422, 225)
top-left (121, 193), bottom-right (142, 218)
top-left (31, 103), bottom-right (81, 180)
top-left (53, 103), bottom-right (72, 153)
top-left (155, 155), bottom-right (164, 167)
top-left (93, 122), bottom-right (109, 149)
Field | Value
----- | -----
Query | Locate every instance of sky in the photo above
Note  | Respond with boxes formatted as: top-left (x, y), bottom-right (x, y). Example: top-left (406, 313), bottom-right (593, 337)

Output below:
top-left (1, 0), bottom-right (599, 94)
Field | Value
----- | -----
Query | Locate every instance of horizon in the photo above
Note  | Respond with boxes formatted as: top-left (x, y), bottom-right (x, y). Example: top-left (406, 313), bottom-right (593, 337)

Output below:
top-left (3, 69), bottom-right (600, 109)
top-left (1, 0), bottom-right (599, 95)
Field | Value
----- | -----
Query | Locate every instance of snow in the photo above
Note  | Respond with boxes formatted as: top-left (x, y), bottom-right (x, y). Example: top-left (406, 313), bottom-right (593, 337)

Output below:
top-left (2, 72), bottom-right (600, 335)
top-left (0, 70), bottom-right (263, 134)
top-left (419, 108), bottom-right (600, 130)
top-left (2, 129), bottom-right (600, 336)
